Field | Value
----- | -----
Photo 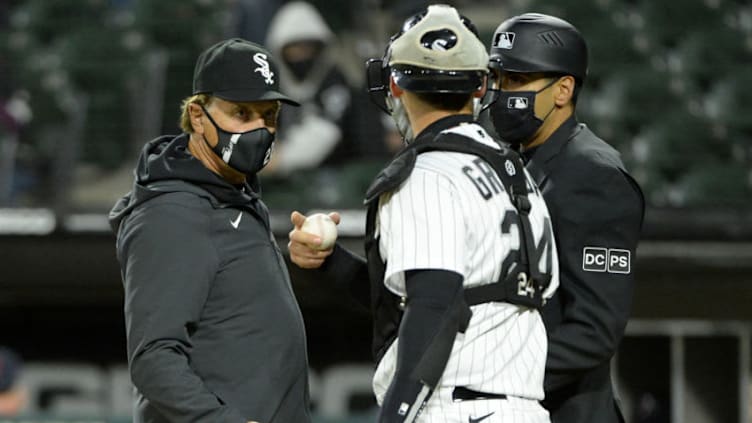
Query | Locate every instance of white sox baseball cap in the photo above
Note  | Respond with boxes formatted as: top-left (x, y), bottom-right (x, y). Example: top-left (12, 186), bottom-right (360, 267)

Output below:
top-left (193, 38), bottom-right (300, 105)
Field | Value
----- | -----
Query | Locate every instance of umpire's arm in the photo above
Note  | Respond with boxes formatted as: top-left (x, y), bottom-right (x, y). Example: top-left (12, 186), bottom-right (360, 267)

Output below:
top-left (289, 211), bottom-right (370, 307)
top-left (543, 166), bottom-right (644, 392)
top-left (319, 244), bottom-right (371, 307)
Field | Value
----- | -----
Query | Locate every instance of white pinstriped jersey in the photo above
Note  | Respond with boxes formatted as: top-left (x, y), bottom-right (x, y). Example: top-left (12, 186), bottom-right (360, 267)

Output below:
top-left (372, 122), bottom-right (559, 404)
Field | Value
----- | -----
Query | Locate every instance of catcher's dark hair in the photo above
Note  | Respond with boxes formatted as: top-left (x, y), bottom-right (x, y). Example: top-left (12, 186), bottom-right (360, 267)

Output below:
top-left (414, 92), bottom-right (473, 111)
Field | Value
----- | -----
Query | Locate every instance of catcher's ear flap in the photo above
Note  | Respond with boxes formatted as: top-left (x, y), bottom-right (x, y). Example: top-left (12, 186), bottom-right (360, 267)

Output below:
top-left (366, 58), bottom-right (390, 113)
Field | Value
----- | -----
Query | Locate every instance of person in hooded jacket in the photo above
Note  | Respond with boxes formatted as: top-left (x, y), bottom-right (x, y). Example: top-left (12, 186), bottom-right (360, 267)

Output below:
top-left (262, 1), bottom-right (385, 176)
top-left (109, 38), bottom-right (311, 423)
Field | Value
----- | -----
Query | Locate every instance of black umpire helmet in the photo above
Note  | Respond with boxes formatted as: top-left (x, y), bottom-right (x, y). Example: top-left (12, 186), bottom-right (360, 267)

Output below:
top-left (489, 13), bottom-right (588, 85)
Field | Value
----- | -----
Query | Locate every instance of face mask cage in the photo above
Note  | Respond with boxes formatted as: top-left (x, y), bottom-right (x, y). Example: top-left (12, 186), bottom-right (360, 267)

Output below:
top-left (365, 58), bottom-right (390, 113)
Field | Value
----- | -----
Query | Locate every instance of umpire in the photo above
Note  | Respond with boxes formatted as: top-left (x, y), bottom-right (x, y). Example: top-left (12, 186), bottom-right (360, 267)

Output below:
top-left (485, 13), bottom-right (645, 423)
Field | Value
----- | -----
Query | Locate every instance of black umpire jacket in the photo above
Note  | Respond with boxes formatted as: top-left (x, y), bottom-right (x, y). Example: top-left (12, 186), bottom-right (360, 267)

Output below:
top-left (523, 117), bottom-right (644, 423)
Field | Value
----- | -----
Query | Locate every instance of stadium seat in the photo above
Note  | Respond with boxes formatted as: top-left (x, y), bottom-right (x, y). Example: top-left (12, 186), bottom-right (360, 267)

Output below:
top-left (704, 71), bottom-right (752, 133)
top-left (671, 27), bottom-right (752, 93)
top-left (676, 161), bottom-right (751, 207)
top-left (57, 26), bottom-right (139, 168)
top-left (634, 110), bottom-right (730, 206)
top-left (592, 68), bottom-right (678, 137)
top-left (637, 0), bottom-right (727, 50)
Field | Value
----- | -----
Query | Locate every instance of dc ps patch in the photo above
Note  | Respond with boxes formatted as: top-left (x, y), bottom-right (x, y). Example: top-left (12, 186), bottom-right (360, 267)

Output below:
top-left (583, 247), bottom-right (631, 274)
top-left (608, 249), bottom-right (631, 274)
top-left (582, 247), bottom-right (607, 272)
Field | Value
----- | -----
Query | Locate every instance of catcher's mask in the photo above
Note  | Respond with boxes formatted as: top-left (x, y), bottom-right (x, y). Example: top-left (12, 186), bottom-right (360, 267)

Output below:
top-left (365, 4), bottom-right (489, 114)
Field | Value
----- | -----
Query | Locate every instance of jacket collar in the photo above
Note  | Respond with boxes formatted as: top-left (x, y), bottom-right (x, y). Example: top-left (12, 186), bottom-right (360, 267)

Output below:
top-left (523, 116), bottom-right (581, 187)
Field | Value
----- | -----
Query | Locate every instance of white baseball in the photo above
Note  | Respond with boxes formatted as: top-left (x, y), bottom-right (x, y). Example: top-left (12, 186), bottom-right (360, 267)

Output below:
top-left (301, 213), bottom-right (338, 250)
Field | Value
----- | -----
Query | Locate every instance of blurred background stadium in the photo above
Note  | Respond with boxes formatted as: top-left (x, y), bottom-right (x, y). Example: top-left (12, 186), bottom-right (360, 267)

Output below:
top-left (0, 0), bottom-right (750, 421)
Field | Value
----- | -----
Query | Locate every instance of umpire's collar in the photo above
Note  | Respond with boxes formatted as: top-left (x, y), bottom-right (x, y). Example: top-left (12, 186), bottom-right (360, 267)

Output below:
top-left (522, 116), bottom-right (579, 163)
top-left (412, 114), bottom-right (475, 145)
top-left (523, 116), bottom-right (581, 185)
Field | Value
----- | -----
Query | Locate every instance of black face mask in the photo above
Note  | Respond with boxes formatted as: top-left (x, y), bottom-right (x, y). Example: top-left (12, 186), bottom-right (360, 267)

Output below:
top-left (201, 106), bottom-right (275, 176)
top-left (489, 78), bottom-right (557, 147)
top-left (285, 58), bottom-right (317, 81)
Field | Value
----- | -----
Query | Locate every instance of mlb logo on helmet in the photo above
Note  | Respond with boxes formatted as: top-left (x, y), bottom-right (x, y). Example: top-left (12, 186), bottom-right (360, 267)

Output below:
top-left (494, 32), bottom-right (515, 49)
top-left (508, 97), bottom-right (528, 109)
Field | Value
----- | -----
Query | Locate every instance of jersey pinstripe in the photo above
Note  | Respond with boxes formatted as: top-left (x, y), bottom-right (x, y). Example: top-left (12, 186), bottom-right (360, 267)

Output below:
top-left (372, 122), bottom-right (559, 405)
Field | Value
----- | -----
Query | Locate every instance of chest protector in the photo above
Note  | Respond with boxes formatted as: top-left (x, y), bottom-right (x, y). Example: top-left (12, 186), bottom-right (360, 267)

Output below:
top-left (364, 131), bottom-right (552, 362)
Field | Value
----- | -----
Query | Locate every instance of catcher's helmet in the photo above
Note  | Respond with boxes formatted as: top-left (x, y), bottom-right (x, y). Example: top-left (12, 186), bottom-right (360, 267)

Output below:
top-left (366, 4), bottom-right (488, 112)
top-left (489, 13), bottom-right (588, 84)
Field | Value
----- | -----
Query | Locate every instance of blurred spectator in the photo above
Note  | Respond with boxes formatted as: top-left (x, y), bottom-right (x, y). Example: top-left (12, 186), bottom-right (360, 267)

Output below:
top-left (225, 0), bottom-right (284, 45)
top-left (0, 91), bottom-right (32, 206)
top-left (0, 347), bottom-right (24, 416)
top-left (633, 392), bottom-right (670, 423)
top-left (263, 1), bottom-right (362, 175)
top-left (0, 2), bottom-right (33, 205)
top-left (260, 1), bottom-right (388, 208)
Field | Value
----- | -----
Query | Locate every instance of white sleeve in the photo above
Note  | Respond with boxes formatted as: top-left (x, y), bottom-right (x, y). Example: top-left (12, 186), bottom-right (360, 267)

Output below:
top-left (273, 113), bottom-right (342, 174)
top-left (379, 168), bottom-right (467, 296)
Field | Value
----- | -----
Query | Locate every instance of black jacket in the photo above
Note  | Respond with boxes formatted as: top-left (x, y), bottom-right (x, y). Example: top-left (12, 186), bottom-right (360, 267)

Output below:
top-left (109, 134), bottom-right (311, 423)
top-left (523, 117), bottom-right (644, 423)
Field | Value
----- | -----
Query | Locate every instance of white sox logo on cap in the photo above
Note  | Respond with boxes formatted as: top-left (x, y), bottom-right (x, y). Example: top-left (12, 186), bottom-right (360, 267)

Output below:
top-left (253, 53), bottom-right (274, 85)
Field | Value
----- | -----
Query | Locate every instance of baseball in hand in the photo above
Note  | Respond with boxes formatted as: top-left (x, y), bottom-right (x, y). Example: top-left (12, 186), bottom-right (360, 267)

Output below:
top-left (301, 213), bottom-right (338, 250)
